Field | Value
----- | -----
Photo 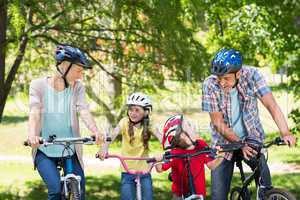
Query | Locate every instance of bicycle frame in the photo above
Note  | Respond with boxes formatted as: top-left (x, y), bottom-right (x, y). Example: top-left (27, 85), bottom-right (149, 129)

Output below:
top-left (104, 154), bottom-right (156, 200)
top-left (233, 137), bottom-right (286, 199)
top-left (163, 143), bottom-right (245, 200)
top-left (25, 135), bottom-right (95, 199)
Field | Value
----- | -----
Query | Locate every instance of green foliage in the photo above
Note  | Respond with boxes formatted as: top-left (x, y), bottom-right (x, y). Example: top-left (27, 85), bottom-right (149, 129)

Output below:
top-left (289, 109), bottom-right (300, 135)
top-left (7, 0), bottom-right (25, 39)
top-left (4, 0), bottom-right (300, 123)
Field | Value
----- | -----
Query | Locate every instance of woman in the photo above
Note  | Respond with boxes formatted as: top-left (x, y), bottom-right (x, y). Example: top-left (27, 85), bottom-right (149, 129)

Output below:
top-left (27, 44), bottom-right (103, 200)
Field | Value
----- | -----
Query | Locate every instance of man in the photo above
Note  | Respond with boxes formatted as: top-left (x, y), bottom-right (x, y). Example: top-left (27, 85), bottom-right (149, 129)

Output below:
top-left (201, 48), bottom-right (296, 200)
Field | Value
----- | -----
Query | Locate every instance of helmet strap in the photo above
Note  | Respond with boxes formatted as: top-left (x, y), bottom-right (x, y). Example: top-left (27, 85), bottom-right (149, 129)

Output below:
top-left (233, 72), bottom-right (239, 88)
top-left (56, 62), bottom-right (73, 88)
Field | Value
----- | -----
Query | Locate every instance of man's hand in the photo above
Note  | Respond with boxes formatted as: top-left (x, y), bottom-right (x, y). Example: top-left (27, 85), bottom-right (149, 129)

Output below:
top-left (242, 144), bottom-right (257, 160)
top-left (282, 133), bottom-right (296, 147)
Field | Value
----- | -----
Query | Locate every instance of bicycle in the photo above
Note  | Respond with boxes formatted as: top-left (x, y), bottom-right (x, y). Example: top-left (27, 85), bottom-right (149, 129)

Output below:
top-left (96, 152), bottom-right (157, 200)
top-left (229, 137), bottom-right (296, 200)
top-left (24, 134), bottom-right (95, 200)
top-left (159, 142), bottom-right (245, 200)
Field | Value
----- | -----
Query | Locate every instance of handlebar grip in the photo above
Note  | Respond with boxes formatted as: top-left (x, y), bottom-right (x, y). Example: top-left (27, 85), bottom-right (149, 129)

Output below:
top-left (274, 137), bottom-right (285, 145)
top-left (23, 139), bottom-right (44, 146)
top-left (106, 137), bottom-right (112, 142)
top-left (23, 141), bottom-right (30, 146)
top-left (90, 135), bottom-right (96, 142)
top-left (146, 158), bottom-right (157, 163)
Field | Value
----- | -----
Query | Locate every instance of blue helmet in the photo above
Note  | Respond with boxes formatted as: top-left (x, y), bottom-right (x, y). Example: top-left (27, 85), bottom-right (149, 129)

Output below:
top-left (211, 48), bottom-right (242, 76)
top-left (55, 44), bottom-right (91, 69)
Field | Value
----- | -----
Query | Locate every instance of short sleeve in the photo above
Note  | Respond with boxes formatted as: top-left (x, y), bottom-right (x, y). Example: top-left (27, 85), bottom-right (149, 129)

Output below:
top-left (161, 161), bottom-right (172, 171)
top-left (201, 79), bottom-right (221, 113)
top-left (197, 140), bottom-right (214, 164)
top-left (29, 80), bottom-right (42, 110)
top-left (75, 82), bottom-right (90, 111)
top-left (252, 69), bottom-right (271, 98)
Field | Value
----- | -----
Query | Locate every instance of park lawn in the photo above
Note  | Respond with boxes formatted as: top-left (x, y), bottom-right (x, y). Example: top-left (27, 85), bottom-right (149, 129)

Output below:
top-left (0, 161), bottom-right (299, 200)
top-left (1, 84), bottom-right (299, 199)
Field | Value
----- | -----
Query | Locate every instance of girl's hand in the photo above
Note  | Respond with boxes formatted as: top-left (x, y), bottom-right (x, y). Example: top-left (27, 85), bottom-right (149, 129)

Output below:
top-left (93, 132), bottom-right (104, 146)
top-left (154, 154), bottom-right (164, 162)
top-left (96, 150), bottom-right (107, 161)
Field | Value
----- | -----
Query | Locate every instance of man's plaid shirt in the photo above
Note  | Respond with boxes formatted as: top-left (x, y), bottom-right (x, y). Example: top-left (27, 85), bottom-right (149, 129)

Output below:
top-left (201, 66), bottom-right (271, 159)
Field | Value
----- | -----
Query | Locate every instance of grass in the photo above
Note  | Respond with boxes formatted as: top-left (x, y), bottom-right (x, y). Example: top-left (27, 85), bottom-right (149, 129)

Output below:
top-left (0, 161), bottom-right (299, 200)
top-left (1, 81), bottom-right (300, 199)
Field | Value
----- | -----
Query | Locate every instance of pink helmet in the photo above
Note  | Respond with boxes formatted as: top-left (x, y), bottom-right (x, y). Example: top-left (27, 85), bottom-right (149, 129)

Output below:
top-left (162, 115), bottom-right (195, 150)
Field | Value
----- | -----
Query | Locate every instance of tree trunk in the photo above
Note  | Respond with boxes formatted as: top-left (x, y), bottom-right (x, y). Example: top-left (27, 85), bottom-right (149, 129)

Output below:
top-left (0, 0), bottom-right (7, 122)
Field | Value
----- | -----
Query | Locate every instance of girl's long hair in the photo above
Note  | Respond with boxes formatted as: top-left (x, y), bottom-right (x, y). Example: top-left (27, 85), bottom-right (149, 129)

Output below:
top-left (128, 114), bottom-right (152, 149)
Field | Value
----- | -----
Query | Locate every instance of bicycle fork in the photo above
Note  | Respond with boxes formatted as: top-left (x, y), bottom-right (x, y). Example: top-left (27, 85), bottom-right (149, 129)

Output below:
top-left (135, 175), bottom-right (142, 200)
top-left (61, 157), bottom-right (82, 198)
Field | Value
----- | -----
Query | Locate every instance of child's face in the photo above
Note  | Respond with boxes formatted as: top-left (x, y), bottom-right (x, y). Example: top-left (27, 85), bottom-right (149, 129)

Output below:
top-left (128, 105), bottom-right (145, 123)
top-left (177, 132), bottom-right (193, 149)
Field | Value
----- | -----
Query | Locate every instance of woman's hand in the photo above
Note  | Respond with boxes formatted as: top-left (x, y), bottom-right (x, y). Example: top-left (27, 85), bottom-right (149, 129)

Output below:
top-left (27, 135), bottom-right (41, 148)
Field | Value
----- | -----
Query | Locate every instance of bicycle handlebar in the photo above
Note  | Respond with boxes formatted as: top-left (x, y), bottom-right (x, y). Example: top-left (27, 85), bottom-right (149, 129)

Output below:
top-left (162, 142), bottom-right (246, 160)
top-left (24, 134), bottom-right (96, 146)
top-left (263, 137), bottom-right (286, 148)
top-left (96, 153), bottom-right (157, 175)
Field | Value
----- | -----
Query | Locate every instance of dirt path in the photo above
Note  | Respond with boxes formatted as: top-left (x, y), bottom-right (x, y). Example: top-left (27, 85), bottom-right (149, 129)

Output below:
top-left (1, 155), bottom-right (300, 173)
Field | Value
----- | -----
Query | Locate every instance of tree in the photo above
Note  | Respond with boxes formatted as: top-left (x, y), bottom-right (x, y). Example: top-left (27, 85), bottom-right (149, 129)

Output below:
top-left (0, 0), bottom-right (210, 123)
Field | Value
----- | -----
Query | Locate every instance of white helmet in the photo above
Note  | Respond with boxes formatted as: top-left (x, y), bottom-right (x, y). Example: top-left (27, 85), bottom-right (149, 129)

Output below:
top-left (126, 92), bottom-right (152, 110)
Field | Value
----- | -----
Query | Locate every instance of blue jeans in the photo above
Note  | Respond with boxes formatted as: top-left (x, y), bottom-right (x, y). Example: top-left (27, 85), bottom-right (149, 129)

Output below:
top-left (35, 150), bottom-right (85, 200)
top-left (121, 172), bottom-right (153, 200)
top-left (211, 153), bottom-right (271, 200)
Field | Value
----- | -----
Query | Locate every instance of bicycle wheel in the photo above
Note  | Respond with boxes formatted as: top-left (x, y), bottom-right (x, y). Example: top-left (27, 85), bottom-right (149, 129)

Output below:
top-left (230, 187), bottom-right (251, 200)
top-left (264, 188), bottom-right (296, 200)
top-left (68, 178), bottom-right (81, 200)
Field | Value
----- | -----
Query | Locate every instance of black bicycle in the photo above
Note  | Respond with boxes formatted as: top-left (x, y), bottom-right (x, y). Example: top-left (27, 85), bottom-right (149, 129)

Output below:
top-left (148, 142), bottom-right (245, 200)
top-left (24, 134), bottom-right (96, 200)
top-left (229, 137), bottom-right (296, 200)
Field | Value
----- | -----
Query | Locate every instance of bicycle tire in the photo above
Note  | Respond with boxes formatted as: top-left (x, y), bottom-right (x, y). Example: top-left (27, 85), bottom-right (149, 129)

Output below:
top-left (264, 188), bottom-right (296, 200)
top-left (68, 178), bottom-right (81, 200)
top-left (230, 187), bottom-right (251, 200)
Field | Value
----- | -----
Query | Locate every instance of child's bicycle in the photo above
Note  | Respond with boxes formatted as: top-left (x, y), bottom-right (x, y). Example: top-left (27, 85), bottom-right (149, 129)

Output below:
top-left (96, 152), bottom-right (157, 200)
top-left (229, 137), bottom-right (296, 200)
top-left (24, 134), bottom-right (96, 200)
top-left (160, 142), bottom-right (246, 200)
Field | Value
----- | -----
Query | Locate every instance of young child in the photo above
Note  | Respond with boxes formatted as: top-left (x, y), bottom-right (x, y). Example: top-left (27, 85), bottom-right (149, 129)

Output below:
top-left (155, 114), bottom-right (223, 200)
top-left (98, 92), bottom-right (162, 200)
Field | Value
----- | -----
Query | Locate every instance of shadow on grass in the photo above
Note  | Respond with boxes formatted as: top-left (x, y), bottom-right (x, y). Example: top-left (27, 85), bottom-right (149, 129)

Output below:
top-left (0, 175), bottom-right (172, 200)
top-left (0, 173), bottom-right (299, 200)
top-left (1, 115), bottom-right (28, 124)
top-left (230, 173), bottom-right (300, 200)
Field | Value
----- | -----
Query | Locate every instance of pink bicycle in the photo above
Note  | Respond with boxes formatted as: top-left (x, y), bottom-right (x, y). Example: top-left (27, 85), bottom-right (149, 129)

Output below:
top-left (96, 153), bottom-right (157, 200)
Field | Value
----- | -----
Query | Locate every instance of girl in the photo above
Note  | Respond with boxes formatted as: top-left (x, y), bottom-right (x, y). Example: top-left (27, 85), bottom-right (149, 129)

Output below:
top-left (98, 92), bottom-right (162, 200)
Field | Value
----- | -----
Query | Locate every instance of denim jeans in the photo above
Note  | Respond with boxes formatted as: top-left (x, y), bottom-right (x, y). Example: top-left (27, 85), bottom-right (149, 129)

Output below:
top-left (121, 172), bottom-right (153, 200)
top-left (211, 153), bottom-right (271, 200)
top-left (35, 150), bottom-right (85, 200)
